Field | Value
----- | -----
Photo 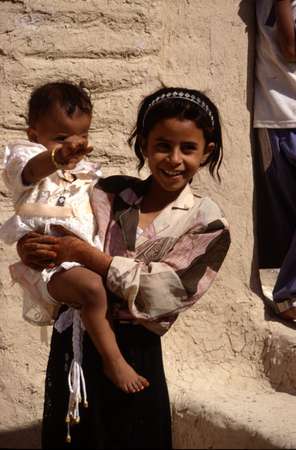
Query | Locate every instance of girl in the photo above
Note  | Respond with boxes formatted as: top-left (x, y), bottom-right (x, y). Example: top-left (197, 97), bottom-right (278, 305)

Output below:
top-left (17, 87), bottom-right (231, 449)
top-left (0, 81), bottom-right (150, 406)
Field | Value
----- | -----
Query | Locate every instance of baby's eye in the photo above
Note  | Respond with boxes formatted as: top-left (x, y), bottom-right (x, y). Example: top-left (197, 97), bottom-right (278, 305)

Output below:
top-left (54, 135), bottom-right (67, 142)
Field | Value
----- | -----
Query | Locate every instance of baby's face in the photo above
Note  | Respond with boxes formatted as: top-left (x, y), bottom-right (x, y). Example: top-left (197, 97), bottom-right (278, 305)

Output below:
top-left (27, 102), bottom-right (91, 151)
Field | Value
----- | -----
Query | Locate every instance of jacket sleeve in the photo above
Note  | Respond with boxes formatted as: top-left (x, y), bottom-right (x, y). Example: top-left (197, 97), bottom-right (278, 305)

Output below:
top-left (106, 215), bottom-right (230, 324)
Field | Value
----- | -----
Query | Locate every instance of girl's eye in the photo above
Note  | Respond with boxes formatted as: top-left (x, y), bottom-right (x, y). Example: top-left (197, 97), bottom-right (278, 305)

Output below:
top-left (181, 143), bottom-right (197, 153)
top-left (156, 142), bottom-right (171, 151)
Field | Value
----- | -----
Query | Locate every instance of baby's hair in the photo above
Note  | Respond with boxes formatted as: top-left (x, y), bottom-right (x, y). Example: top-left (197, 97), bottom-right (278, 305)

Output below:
top-left (27, 81), bottom-right (93, 127)
top-left (128, 87), bottom-right (223, 181)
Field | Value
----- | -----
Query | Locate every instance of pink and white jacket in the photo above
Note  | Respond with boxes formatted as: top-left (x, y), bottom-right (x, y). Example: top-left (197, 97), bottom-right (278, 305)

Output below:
top-left (92, 175), bottom-right (230, 336)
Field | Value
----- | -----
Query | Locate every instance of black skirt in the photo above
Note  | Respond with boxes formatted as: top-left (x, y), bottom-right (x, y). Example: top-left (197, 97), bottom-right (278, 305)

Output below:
top-left (42, 316), bottom-right (172, 449)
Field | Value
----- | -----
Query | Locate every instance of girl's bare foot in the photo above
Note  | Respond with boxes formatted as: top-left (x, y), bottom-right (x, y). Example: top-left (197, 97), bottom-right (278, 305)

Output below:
top-left (103, 356), bottom-right (150, 393)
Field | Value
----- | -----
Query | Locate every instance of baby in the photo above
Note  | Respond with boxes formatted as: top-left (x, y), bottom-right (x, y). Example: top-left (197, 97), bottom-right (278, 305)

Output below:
top-left (0, 81), bottom-right (149, 400)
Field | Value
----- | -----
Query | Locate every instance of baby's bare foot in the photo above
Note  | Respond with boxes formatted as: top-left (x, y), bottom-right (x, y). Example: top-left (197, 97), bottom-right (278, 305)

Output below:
top-left (103, 357), bottom-right (149, 393)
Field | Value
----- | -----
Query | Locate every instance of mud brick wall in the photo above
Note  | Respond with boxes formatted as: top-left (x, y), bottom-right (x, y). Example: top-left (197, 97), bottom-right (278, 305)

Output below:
top-left (1, 2), bottom-right (273, 448)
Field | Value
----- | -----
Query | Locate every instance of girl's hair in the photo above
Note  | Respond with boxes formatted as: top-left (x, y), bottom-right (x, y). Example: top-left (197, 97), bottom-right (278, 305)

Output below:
top-left (128, 87), bottom-right (223, 181)
top-left (27, 81), bottom-right (93, 127)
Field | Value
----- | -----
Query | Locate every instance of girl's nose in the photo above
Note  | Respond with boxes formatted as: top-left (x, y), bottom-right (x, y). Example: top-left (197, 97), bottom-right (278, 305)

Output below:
top-left (169, 147), bottom-right (182, 165)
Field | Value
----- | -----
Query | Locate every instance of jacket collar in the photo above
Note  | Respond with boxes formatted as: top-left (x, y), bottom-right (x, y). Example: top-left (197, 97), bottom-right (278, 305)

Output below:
top-left (118, 178), bottom-right (195, 210)
top-left (171, 183), bottom-right (195, 210)
top-left (111, 177), bottom-right (195, 250)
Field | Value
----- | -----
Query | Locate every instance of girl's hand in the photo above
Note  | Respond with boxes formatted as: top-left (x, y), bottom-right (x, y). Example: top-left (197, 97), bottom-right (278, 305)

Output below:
top-left (17, 231), bottom-right (59, 270)
top-left (17, 227), bottom-right (112, 277)
top-left (54, 136), bottom-right (93, 170)
top-left (49, 225), bottom-right (87, 265)
top-left (51, 226), bottom-right (113, 278)
top-left (17, 227), bottom-right (86, 270)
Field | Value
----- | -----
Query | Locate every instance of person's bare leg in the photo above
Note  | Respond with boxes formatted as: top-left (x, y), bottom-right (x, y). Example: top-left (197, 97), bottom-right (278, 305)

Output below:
top-left (278, 307), bottom-right (296, 321)
top-left (47, 267), bottom-right (149, 393)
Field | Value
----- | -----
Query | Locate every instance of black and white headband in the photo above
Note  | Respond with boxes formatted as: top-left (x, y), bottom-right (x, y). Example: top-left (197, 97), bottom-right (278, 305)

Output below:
top-left (143, 90), bottom-right (215, 128)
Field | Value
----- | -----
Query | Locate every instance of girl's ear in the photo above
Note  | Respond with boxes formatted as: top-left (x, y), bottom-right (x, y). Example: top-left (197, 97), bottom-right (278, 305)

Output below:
top-left (201, 142), bottom-right (215, 163)
top-left (27, 127), bottom-right (38, 143)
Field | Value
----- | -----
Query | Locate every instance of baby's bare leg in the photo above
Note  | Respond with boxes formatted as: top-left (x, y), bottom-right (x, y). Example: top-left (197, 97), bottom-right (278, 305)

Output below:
top-left (47, 267), bottom-right (149, 393)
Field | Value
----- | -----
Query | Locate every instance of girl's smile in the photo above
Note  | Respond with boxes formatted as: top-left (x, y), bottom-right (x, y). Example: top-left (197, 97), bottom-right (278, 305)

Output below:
top-left (144, 117), bottom-right (213, 195)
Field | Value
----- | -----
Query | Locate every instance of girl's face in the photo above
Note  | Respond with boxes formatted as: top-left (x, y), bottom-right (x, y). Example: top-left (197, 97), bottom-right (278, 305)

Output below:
top-left (27, 102), bottom-right (91, 151)
top-left (143, 117), bottom-right (214, 194)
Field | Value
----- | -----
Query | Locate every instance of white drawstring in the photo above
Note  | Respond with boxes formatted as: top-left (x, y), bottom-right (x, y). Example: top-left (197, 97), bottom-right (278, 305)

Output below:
top-left (65, 309), bottom-right (88, 443)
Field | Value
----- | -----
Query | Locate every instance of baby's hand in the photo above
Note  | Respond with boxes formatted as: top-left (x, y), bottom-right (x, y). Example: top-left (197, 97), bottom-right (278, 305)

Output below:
top-left (53, 136), bottom-right (93, 170)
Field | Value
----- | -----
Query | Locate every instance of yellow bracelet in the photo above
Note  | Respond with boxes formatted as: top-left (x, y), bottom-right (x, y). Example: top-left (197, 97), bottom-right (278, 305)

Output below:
top-left (51, 147), bottom-right (66, 170)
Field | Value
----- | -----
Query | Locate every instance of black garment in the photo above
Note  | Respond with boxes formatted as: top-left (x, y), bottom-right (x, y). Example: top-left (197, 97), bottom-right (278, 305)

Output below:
top-left (254, 129), bottom-right (296, 269)
top-left (42, 318), bottom-right (172, 449)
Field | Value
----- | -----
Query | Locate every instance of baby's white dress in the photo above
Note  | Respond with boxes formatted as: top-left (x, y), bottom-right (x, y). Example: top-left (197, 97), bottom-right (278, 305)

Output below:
top-left (0, 140), bottom-right (102, 325)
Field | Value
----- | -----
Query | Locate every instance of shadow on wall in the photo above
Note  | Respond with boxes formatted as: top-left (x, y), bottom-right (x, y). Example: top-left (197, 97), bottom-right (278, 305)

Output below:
top-left (172, 407), bottom-right (278, 450)
top-left (238, 0), bottom-right (256, 113)
top-left (238, 0), bottom-right (280, 323)
top-left (237, 0), bottom-right (262, 297)
top-left (0, 422), bottom-right (41, 449)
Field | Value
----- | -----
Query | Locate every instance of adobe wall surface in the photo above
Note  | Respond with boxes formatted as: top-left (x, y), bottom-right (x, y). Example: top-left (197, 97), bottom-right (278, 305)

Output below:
top-left (1, 1), bottom-right (296, 448)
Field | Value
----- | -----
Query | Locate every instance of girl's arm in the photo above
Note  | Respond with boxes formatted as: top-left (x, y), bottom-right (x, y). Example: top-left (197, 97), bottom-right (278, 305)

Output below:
top-left (17, 215), bottom-right (230, 334)
top-left (52, 229), bottom-right (113, 277)
top-left (16, 229), bottom-right (113, 276)
top-left (275, 0), bottom-right (296, 62)
top-left (106, 220), bottom-right (230, 327)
